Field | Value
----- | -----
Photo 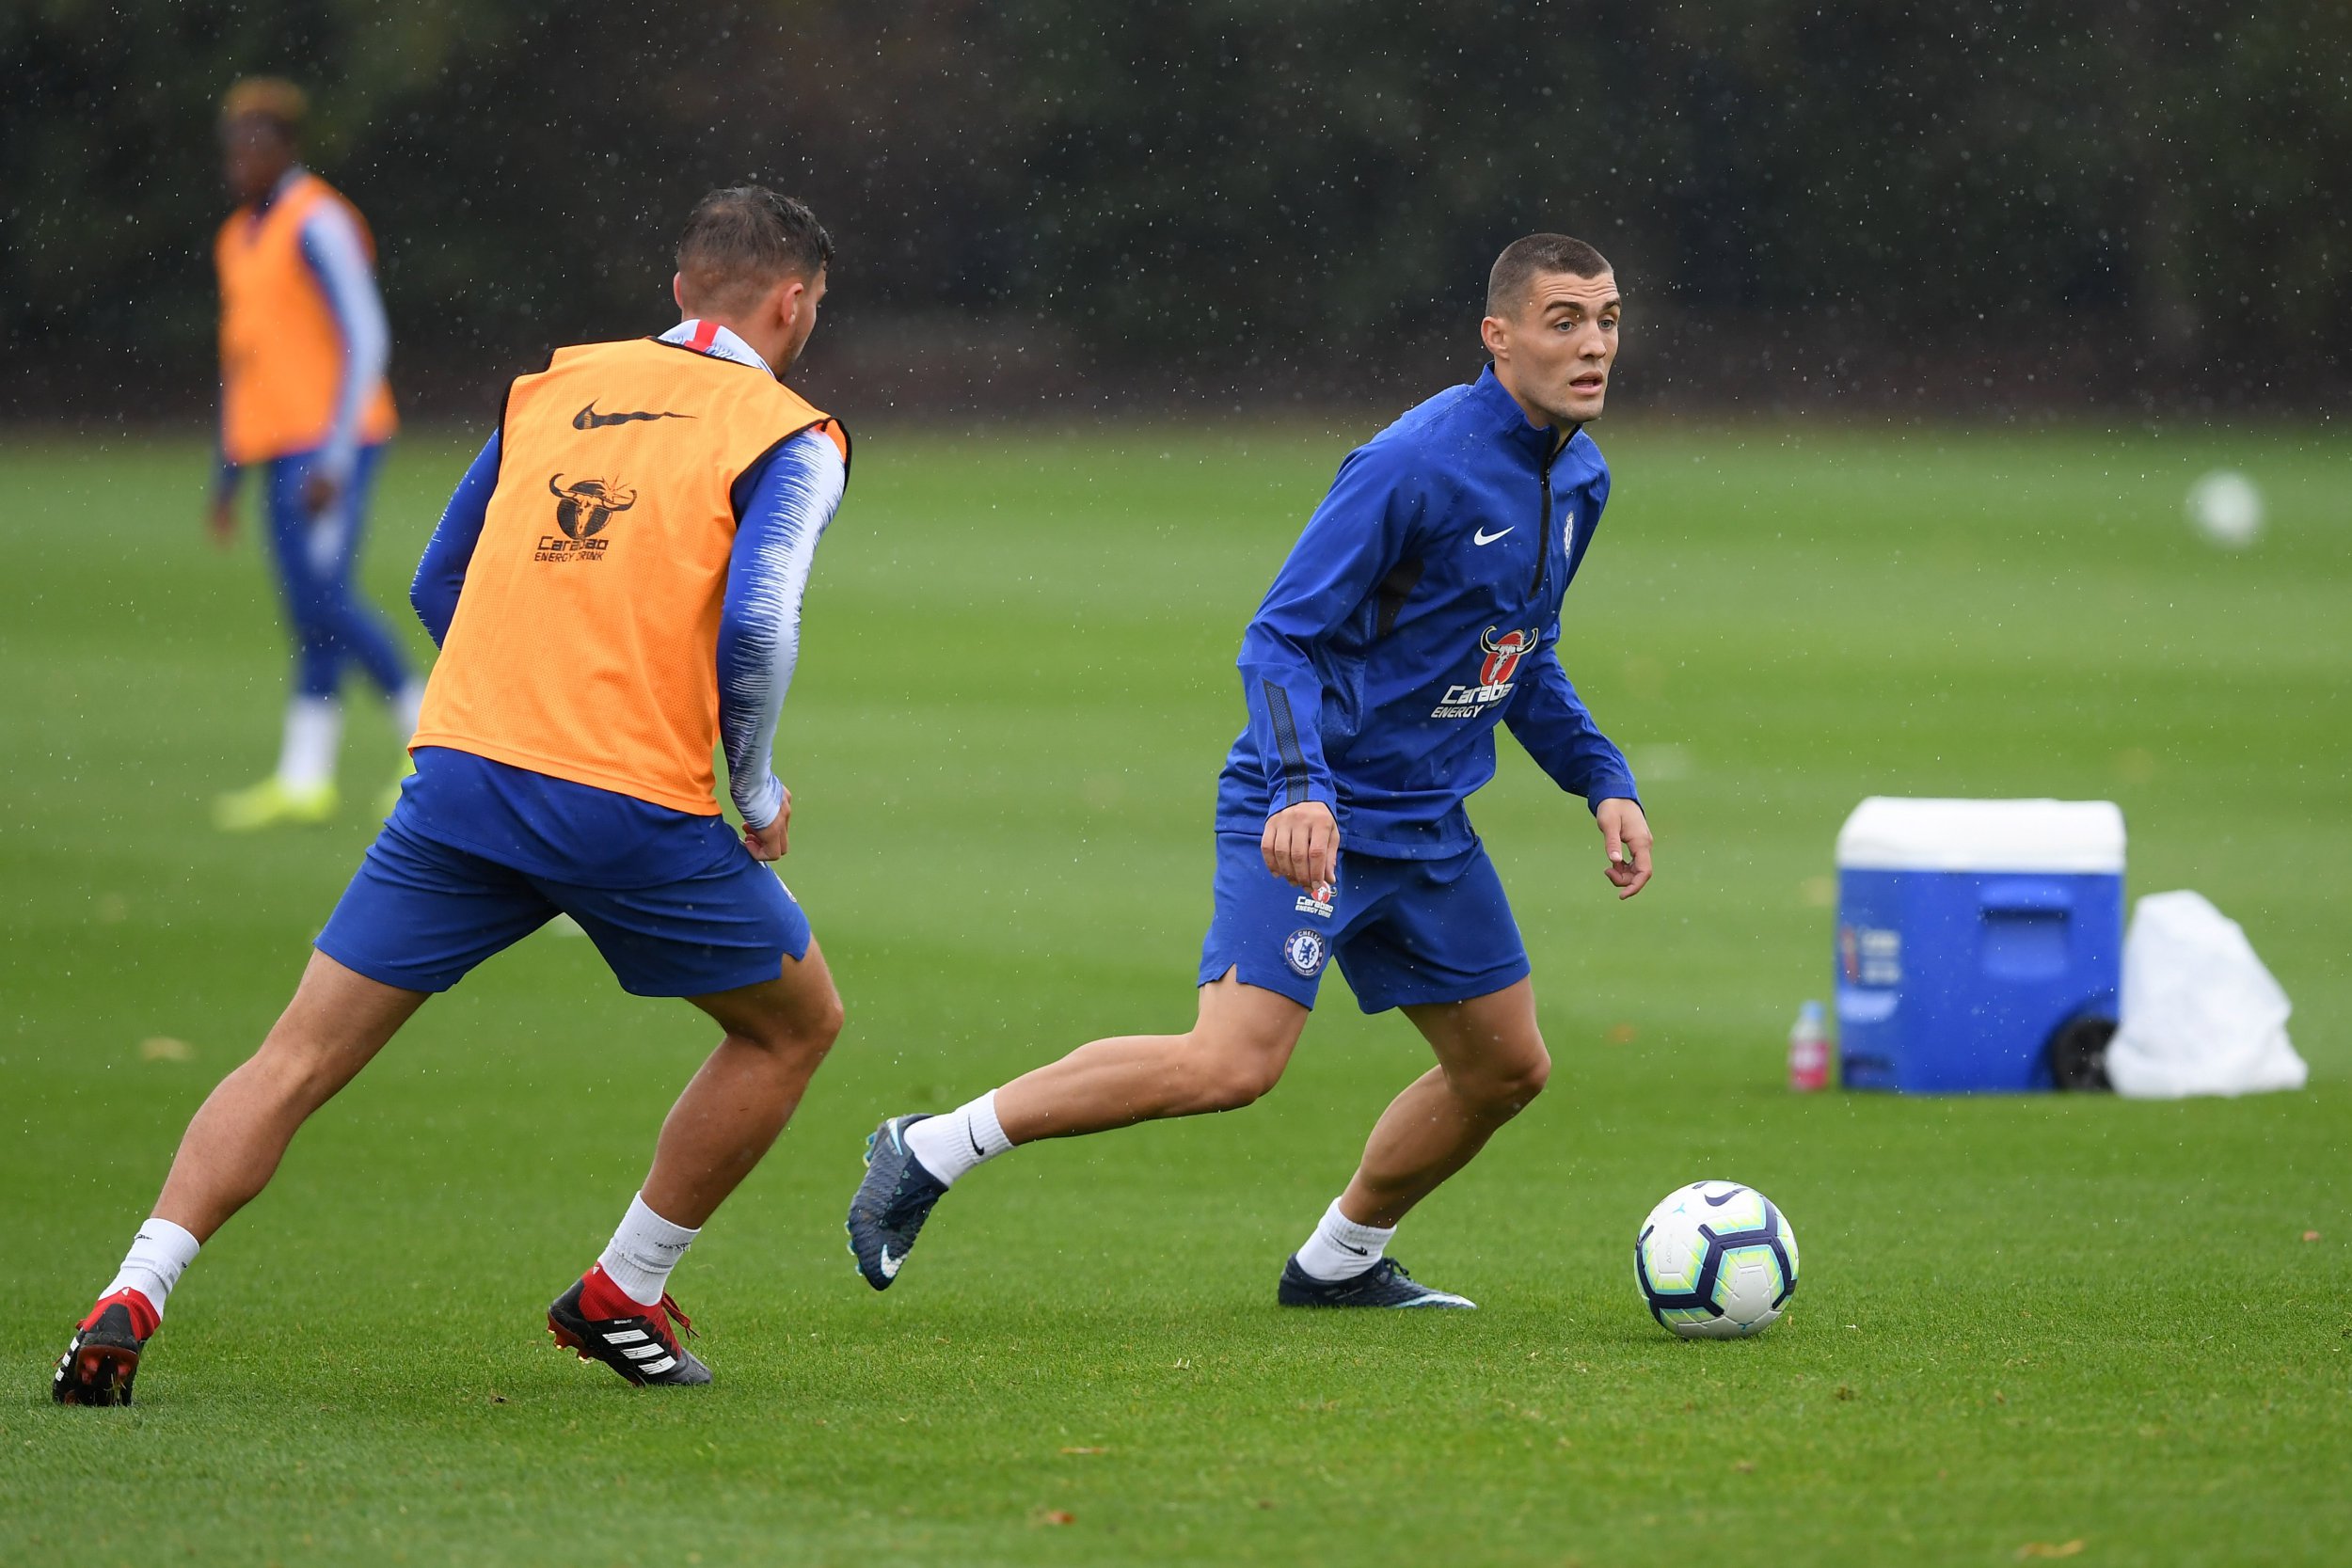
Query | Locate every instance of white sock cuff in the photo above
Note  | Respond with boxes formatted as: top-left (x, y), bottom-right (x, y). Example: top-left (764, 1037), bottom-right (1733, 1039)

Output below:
top-left (105, 1217), bottom-right (203, 1318)
top-left (597, 1192), bottom-right (700, 1307)
top-left (1294, 1196), bottom-right (1398, 1282)
top-left (967, 1090), bottom-right (1011, 1158)
top-left (1320, 1197), bottom-right (1396, 1251)
top-left (902, 1090), bottom-right (1015, 1187)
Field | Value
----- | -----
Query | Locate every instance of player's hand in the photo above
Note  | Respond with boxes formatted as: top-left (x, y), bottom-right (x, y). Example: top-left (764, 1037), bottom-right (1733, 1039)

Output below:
top-left (1262, 800), bottom-right (1339, 897)
top-left (303, 468), bottom-right (340, 517)
top-left (742, 787), bottom-right (791, 862)
top-left (1596, 797), bottom-right (1653, 900)
top-left (206, 494), bottom-right (238, 548)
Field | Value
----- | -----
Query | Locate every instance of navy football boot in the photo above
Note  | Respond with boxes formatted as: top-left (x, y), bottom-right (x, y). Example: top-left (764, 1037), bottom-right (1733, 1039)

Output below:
top-left (1278, 1255), bottom-right (1476, 1309)
top-left (52, 1289), bottom-right (157, 1406)
top-left (846, 1113), bottom-right (950, 1291)
top-left (547, 1266), bottom-right (711, 1386)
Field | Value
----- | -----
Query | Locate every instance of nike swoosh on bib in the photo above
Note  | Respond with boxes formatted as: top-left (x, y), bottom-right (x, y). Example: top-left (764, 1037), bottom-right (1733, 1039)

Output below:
top-left (1472, 525), bottom-right (1513, 546)
top-left (573, 402), bottom-right (696, 430)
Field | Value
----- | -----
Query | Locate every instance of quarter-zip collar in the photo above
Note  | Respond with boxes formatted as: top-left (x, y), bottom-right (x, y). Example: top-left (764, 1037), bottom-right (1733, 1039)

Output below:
top-left (1469, 363), bottom-right (1579, 469)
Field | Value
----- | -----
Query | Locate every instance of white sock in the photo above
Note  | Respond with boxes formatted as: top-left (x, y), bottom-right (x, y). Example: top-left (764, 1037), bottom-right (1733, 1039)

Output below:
top-left (390, 678), bottom-right (426, 743)
top-left (103, 1217), bottom-right (201, 1319)
top-left (902, 1090), bottom-right (1013, 1186)
top-left (596, 1192), bottom-right (699, 1307)
top-left (1294, 1197), bottom-right (1396, 1282)
top-left (276, 696), bottom-right (342, 790)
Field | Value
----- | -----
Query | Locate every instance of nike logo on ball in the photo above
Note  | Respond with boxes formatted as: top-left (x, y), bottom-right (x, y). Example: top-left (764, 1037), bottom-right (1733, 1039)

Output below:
top-left (573, 402), bottom-right (695, 429)
top-left (1472, 525), bottom-right (1513, 546)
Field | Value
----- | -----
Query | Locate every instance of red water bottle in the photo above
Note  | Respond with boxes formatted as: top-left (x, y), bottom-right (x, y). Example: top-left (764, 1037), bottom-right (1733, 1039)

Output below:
top-left (1788, 1000), bottom-right (1830, 1092)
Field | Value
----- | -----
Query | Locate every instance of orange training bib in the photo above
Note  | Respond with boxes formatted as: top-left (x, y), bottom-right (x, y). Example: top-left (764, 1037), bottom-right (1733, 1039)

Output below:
top-left (215, 173), bottom-right (397, 463)
top-left (410, 337), bottom-right (845, 814)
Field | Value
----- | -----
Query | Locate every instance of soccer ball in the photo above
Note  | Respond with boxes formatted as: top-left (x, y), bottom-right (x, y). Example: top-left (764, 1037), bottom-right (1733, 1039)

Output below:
top-left (1634, 1180), bottom-right (1800, 1338)
top-left (2185, 469), bottom-right (2264, 548)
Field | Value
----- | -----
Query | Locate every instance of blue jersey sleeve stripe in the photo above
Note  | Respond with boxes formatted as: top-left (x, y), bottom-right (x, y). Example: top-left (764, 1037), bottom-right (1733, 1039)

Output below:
top-left (1262, 680), bottom-right (1310, 807)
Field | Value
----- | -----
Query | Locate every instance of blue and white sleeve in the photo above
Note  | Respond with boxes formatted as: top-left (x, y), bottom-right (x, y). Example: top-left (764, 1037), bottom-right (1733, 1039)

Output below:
top-left (718, 431), bottom-right (850, 830)
top-left (297, 200), bottom-right (391, 486)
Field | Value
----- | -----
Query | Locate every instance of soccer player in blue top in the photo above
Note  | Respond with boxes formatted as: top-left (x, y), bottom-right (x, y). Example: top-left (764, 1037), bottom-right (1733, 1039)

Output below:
top-left (849, 234), bottom-right (1653, 1307)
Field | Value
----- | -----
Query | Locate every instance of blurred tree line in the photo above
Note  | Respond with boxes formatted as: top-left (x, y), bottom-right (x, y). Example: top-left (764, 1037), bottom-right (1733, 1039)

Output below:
top-left (3, 0), bottom-right (2344, 419)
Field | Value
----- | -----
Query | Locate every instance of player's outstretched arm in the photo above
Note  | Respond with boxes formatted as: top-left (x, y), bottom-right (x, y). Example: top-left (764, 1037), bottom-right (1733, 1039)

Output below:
top-left (718, 429), bottom-right (848, 860)
top-left (1501, 645), bottom-right (1650, 897)
top-left (409, 430), bottom-right (501, 646)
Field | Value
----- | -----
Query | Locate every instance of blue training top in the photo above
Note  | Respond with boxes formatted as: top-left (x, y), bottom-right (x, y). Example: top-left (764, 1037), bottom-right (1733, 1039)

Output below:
top-left (1215, 365), bottom-right (1637, 861)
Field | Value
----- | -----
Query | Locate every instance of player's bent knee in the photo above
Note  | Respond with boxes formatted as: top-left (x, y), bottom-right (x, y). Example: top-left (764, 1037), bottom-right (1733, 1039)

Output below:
top-left (1183, 1039), bottom-right (1287, 1113)
top-left (744, 994), bottom-right (841, 1059)
top-left (246, 1034), bottom-right (358, 1111)
top-left (1460, 1045), bottom-right (1550, 1117)
top-left (1518, 1050), bottom-right (1553, 1105)
top-left (795, 988), bottom-right (848, 1054)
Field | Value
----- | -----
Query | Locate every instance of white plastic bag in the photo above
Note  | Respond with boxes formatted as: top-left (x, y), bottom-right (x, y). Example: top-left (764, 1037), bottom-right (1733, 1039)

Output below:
top-left (2106, 891), bottom-right (2307, 1099)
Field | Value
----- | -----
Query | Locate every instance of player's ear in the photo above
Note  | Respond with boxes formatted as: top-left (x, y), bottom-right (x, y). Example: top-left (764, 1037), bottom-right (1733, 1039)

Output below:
top-left (1481, 314), bottom-right (1509, 361)
top-left (672, 272), bottom-right (689, 313)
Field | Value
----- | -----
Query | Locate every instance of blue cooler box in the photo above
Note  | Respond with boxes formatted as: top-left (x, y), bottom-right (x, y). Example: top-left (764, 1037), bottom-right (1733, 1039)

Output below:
top-left (1835, 798), bottom-right (2125, 1093)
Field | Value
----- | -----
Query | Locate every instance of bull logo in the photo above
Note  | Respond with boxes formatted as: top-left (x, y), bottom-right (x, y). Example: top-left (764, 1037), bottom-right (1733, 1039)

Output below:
top-left (547, 474), bottom-right (637, 540)
top-left (1478, 626), bottom-right (1537, 687)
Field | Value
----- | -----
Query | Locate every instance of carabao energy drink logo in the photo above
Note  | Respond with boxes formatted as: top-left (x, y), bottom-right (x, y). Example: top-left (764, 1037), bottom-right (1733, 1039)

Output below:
top-left (1431, 626), bottom-right (1538, 719)
top-left (536, 474), bottom-right (636, 562)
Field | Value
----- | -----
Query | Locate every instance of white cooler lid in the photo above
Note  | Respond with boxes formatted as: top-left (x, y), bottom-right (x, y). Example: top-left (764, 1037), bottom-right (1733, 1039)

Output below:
top-left (1836, 797), bottom-right (2126, 874)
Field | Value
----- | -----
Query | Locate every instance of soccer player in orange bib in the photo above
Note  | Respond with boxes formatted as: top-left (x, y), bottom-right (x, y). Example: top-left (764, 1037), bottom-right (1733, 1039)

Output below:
top-left (55, 188), bottom-right (850, 1402)
top-left (207, 79), bottom-right (424, 829)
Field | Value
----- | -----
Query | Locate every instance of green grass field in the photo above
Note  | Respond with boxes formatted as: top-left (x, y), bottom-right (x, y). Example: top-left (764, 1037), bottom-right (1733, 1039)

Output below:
top-left (4, 418), bottom-right (2346, 1567)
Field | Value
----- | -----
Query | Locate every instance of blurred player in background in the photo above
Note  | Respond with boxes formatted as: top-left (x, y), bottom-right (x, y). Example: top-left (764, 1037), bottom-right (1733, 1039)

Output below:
top-left (56, 187), bottom-right (849, 1403)
top-left (208, 77), bottom-right (422, 830)
top-left (850, 235), bottom-right (1651, 1309)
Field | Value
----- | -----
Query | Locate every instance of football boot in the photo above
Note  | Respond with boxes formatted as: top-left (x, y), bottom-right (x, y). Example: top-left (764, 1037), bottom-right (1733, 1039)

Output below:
top-left (52, 1289), bottom-right (158, 1405)
top-left (547, 1266), bottom-right (710, 1386)
top-left (845, 1114), bottom-right (949, 1291)
top-left (214, 777), bottom-right (337, 832)
top-left (1277, 1255), bottom-right (1475, 1309)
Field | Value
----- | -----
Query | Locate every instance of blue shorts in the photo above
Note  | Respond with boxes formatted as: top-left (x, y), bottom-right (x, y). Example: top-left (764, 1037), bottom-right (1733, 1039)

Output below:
top-left (1196, 832), bottom-right (1530, 1013)
top-left (315, 752), bottom-right (810, 998)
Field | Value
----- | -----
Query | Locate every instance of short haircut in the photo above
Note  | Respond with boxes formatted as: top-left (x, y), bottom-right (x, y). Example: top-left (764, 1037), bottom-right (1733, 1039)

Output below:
top-left (675, 187), bottom-right (834, 311)
top-left (1486, 233), bottom-right (1613, 318)
top-left (221, 76), bottom-right (308, 138)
